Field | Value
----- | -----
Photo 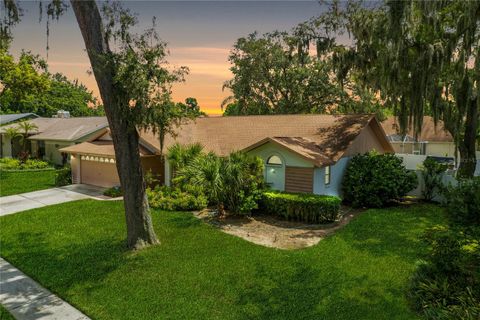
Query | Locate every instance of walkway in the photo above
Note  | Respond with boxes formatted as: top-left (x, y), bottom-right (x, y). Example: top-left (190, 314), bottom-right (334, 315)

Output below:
top-left (0, 184), bottom-right (109, 216)
top-left (0, 258), bottom-right (90, 320)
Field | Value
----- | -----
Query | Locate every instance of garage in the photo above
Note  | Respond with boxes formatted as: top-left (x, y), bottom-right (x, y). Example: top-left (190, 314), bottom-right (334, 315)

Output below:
top-left (80, 156), bottom-right (120, 188)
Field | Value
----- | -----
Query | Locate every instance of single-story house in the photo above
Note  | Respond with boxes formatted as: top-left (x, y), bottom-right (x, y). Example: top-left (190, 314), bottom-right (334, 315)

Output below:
top-left (0, 116), bottom-right (108, 164)
top-left (60, 130), bottom-right (164, 187)
top-left (0, 113), bottom-right (39, 126)
top-left (61, 114), bottom-right (393, 197)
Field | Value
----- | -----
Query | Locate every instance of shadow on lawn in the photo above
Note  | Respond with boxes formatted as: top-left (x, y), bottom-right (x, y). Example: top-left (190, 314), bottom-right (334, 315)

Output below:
top-left (344, 206), bottom-right (441, 263)
top-left (235, 260), bottom-right (413, 320)
top-left (4, 231), bottom-right (128, 294)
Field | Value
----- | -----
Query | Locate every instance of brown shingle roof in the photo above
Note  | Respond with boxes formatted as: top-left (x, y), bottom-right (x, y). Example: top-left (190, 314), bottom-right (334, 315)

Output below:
top-left (381, 116), bottom-right (453, 142)
top-left (60, 140), bottom-right (152, 157)
top-left (0, 117), bottom-right (108, 142)
top-left (140, 114), bottom-right (390, 166)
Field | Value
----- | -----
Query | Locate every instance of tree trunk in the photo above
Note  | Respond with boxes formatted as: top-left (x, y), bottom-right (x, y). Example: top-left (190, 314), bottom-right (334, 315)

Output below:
top-left (71, 0), bottom-right (159, 249)
top-left (458, 97), bottom-right (478, 178)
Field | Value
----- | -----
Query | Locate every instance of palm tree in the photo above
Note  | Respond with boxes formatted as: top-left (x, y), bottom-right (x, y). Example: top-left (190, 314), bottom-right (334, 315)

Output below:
top-left (16, 121), bottom-right (38, 154)
top-left (167, 143), bottom-right (204, 174)
top-left (176, 152), bottom-right (225, 216)
top-left (4, 127), bottom-right (22, 141)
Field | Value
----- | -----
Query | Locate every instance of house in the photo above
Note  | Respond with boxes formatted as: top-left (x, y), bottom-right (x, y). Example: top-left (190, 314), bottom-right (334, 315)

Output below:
top-left (381, 116), bottom-right (480, 174)
top-left (381, 116), bottom-right (456, 157)
top-left (61, 114), bottom-right (393, 197)
top-left (0, 116), bottom-right (108, 164)
top-left (0, 113), bottom-right (39, 126)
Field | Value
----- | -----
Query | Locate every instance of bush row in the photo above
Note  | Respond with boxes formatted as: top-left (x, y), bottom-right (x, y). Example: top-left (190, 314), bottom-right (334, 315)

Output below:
top-left (260, 191), bottom-right (341, 223)
top-left (147, 185), bottom-right (208, 211)
top-left (0, 158), bottom-right (52, 170)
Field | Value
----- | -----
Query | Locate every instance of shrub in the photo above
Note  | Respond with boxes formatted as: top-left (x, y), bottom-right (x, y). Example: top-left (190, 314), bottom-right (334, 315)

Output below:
top-left (54, 167), bottom-right (71, 186)
top-left (23, 159), bottom-right (51, 169)
top-left (146, 185), bottom-right (208, 211)
top-left (260, 191), bottom-right (341, 223)
top-left (0, 158), bottom-right (21, 170)
top-left (409, 226), bottom-right (480, 319)
top-left (342, 152), bottom-right (418, 208)
top-left (421, 157), bottom-right (448, 201)
top-left (103, 186), bottom-right (123, 198)
top-left (443, 178), bottom-right (480, 227)
top-left (0, 158), bottom-right (51, 170)
top-left (175, 151), bottom-right (265, 215)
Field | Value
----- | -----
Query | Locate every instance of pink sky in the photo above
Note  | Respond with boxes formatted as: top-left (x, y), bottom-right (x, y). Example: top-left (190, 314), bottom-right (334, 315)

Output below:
top-left (9, 1), bottom-right (324, 115)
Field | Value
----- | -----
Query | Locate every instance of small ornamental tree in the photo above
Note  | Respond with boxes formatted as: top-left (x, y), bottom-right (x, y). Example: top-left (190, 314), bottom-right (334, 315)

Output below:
top-left (421, 158), bottom-right (447, 202)
top-left (342, 152), bottom-right (418, 208)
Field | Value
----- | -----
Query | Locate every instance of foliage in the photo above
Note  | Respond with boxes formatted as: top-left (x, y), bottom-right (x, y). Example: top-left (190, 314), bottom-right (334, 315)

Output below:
top-left (223, 27), bottom-right (383, 117)
top-left (103, 186), bottom-right (123, 198)
top-left (342, 152), bottom-right (418, 208)
top-left (0, 201), bottom-right (447, 319)
top-left (0, 158), bottom-right (51, 170)
top-left (318, 0), bottom-right (480, 177)
top-left (175, 151), bottom-right (265, 215)
top-left (260, 191), bottom-right (341, 223)
top-left (101, 5), bottom-right (188, 132)
top-left (54, 166), bottom-right (71, 186)
top-left (146, 185), bottom-right (208, 211)
top-left (409, 226), bottom-right (480, 320)
top-left (0, 169), bottom-right (56, 196)
top-left (443, 178), bottom-right (480, 227)
top-left (0, 50), bottom-right (103, 117)
top-left (166, 143), bottom-right (204, 173)
top-left (143, 96), bottom-right (203, 157)
top-left (0, 304), bottom-right (15, 320)
top-left (421, 158), bottom-right (448, 201)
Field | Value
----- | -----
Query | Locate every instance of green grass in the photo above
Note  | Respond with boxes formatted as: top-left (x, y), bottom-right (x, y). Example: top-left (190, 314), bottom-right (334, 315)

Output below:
top-left (0, 169), bottom-right (56, 196)
top-left (0, 304), bottom-right (15, 320)
top-left (0, 200), bottom-right (447, 320)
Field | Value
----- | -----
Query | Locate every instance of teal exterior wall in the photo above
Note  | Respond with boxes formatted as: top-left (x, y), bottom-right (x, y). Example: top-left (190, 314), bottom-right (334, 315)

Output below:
top-left (313, 157), bottom-right (350, 197)
top-left (247, 142), bottom-right (313, 191)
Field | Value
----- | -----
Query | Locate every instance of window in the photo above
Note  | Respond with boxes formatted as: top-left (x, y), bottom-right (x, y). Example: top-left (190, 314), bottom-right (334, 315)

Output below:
top-left (266, 155), bottom-right (283, 165)
top-left (324, 165), bottom-right (331, 185)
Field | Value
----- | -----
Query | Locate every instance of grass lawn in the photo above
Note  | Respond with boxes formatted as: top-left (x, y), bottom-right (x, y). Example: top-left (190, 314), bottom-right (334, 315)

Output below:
top-left (0, 304), bottom-right (15, 320)
top-left (0, 200), bottom-right (447, 320)
top-left (0, 170), bottom-right (56, 196)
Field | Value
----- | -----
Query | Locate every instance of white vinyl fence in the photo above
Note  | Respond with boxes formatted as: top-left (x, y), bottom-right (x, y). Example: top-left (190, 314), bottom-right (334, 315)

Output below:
top-left (396, 154), bottom-right (461, 200)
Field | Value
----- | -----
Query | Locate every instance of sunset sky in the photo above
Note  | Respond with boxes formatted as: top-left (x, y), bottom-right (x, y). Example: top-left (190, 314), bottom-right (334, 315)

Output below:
top-left (8, 1), bottom-right (326, 115)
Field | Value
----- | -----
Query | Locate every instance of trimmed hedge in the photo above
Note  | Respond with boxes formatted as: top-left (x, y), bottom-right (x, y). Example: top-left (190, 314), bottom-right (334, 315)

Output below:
top-left (260, 191), bottom-right (341, 223)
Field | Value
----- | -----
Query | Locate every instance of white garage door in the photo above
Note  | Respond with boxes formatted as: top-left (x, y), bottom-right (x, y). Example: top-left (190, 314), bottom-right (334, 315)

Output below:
top-left (80, 159), bottom-right (120, 188)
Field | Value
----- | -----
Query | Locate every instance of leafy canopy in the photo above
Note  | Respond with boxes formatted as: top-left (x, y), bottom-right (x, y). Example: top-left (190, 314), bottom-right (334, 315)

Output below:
top-left (0, 49), bottom-right (102, 116)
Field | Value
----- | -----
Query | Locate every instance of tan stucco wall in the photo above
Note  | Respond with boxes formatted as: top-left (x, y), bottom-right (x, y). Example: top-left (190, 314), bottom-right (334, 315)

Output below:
top-left (45, 141), bottom-right (73, 165)
top-left (426, 142), bottom-right (456, 157)
top-left (345, 125), bottom-right (387, 156)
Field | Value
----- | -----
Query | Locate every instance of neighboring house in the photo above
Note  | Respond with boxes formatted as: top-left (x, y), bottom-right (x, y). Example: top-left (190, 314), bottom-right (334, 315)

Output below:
top-left (381, 116), bottom-right (456, 157)
top-left (381, 116), bottom-right (480, 175)
top-left (61, 114), bottom-right (393, 197)
top-left (0, 113), bottom-right (39, 126)
top-left (60, 130), bottom-right (163, 187)
top-left (0, 116), bottom-right (108, 164)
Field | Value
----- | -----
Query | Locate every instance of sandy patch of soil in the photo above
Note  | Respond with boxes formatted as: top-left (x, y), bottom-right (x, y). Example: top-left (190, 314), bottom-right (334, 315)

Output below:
top-left (193, 206), bottom-right (363, 250)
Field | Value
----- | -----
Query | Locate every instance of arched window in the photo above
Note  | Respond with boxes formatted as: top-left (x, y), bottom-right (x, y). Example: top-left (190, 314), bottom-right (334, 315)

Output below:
top-left (267, 155), bottom-right (283, 165)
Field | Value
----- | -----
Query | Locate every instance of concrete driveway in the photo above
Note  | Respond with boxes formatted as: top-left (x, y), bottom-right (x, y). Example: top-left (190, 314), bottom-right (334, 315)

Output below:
top-left (0, 184), bottom-right (108, 216)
